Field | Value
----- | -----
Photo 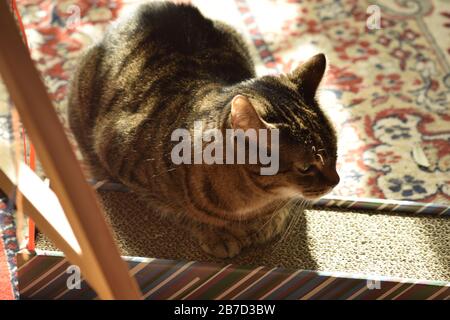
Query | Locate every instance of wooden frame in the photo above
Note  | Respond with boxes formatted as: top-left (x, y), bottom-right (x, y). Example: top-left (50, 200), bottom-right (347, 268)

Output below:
top-left (0, 1), bottom-right (141, 299)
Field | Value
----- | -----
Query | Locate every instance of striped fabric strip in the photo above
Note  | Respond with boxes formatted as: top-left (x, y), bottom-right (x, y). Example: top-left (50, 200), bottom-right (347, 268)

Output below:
top-left (27, 267), bottom-right (69, 298)
top-left (391, 283), bottom-right (418, 300)
top-left (346, 285), bottom-right (369, 300)
top-left (18, 251), bottom-right (450, 300)
top-left (136, 260), bottom-right (192, 298)
top-left (195, 265), bottom-right (258, 300)
top-left (276, 272), bottom-right (321, 299)
top-left (376, 282), bottom-right (407, 300)
top-left (143, 261), bottom-right (220, 300)
top-left (426, 286), bottom-right (450, 300)
top-left (168, 277), bottom-right (201, 300)
top-left (181, 264), bottom-right (232, 300)
top-left (142, 261), bottom-right (196, 299)
top-left (52, 279), bottom-right (87, 300)
top-left (313, 195), bottom-right (450, 217)
top-left (230, 267), bottom-right (278, 300)
top-left (282, 273), bottom-right (332, 299)
top-left (129, 260), bottom-right (153, 276)
top-left (318, 278), bottom-right (367, 300)
top-left (258, 270), bottom-right (303, 300)
top-left (232, 268), bottom-right (297, 299)
top-left (214, 266), bottom-right (265, 300)
top-left (20, 258), bottom-right (68, 295)
top-left (298, 277), bottom-right (337, 300)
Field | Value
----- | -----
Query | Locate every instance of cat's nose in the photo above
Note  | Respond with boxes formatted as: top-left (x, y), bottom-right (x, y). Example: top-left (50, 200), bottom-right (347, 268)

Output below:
top-left (322, 167), bottom-right (340, 187)
top-left (328, 170), bottom-right (340, 187)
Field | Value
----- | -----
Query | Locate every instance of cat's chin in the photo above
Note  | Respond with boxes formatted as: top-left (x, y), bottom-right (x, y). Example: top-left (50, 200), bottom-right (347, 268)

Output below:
top-left (275, 186), bottom-right (333, 200)
top-left (300, 187), bottom-right (334, 200)
top-left (298, 193), bottom-right (325, 200)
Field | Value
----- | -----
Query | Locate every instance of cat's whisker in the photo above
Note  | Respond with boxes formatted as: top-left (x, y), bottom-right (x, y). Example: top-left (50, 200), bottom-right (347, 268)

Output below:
top-left (280, 197), bottom-right (310, 245)
top-left (284, 201), bottom-right (306, 241)
top-left (277, 199), bottom-right (298, 242)
top-left (291, 199), bottom-right (305, 230)
top-left (242, 199), bottom-right (286, 241)
top-left (274, 198), bottom-right (301, 246)
top-left (258, 199), bottom-right (289, 232)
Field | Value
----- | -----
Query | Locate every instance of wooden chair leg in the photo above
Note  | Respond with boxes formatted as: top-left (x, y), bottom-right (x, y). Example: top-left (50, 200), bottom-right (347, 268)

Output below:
top-left (0, 2), bottom-right (141, 299)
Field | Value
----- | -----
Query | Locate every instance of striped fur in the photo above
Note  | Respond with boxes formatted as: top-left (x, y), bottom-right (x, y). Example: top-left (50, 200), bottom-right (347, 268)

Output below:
top-left (68, 2), bottom-right (339, 258)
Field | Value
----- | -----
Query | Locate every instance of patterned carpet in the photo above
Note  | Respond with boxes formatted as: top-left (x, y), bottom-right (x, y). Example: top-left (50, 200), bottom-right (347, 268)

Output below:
top-left (0, 0), bottom-right (450, 299)
top-left (0, 199), bottom-right (16, 299)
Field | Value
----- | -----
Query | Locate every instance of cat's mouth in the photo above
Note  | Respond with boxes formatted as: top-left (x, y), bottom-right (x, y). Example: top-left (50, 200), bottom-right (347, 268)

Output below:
top-left (299, 186), bottom-right (334, 200)
top-left (276, 186), bottom-right (335, 200)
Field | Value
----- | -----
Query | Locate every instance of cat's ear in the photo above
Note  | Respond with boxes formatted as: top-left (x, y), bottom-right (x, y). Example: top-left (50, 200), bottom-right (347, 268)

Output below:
top-left (288, 53), bottom-right (326, 100)
top-left (230, 95), bottom-right (265, 130)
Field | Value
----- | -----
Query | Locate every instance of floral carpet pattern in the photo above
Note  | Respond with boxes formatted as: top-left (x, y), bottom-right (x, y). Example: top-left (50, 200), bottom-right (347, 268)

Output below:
top-left (0, 199), bottom-right (17, 299)
top-left (0, 0), bottom-right (450, 297)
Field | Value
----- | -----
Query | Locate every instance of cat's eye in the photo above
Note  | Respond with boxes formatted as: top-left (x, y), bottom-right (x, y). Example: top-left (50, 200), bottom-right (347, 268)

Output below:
top-left (295, 164), bottom-right (315, 174)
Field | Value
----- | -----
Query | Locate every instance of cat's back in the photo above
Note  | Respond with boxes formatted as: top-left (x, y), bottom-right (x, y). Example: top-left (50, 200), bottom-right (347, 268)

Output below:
top-left (130, 2), bottom-right (221, 54)
top-left (108, 2), bottom-right (241, 56)
top-left (95, 1), bottom-right (255, 85)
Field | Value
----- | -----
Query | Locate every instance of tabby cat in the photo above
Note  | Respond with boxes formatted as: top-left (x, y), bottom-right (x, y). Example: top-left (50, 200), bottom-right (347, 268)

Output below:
top-left (68, 2), bottom-right (340, 258)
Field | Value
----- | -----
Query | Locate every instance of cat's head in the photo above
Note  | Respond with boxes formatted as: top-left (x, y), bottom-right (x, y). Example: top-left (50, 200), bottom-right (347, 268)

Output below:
top-left (230, 53), bottom-right (339, 199)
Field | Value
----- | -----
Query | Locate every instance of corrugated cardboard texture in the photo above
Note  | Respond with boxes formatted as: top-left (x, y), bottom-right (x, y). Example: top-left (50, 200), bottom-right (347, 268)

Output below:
top-left (36, 190), bottom-right (450, 282)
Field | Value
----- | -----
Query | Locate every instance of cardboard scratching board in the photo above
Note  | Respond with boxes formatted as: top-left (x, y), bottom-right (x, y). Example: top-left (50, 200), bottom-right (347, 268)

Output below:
top-left (19, 188), bottom-right (450, 300)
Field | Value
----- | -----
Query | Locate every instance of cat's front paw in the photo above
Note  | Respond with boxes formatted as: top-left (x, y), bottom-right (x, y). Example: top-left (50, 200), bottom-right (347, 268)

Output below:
top-left (197, 230), bottom-right (243, 258)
